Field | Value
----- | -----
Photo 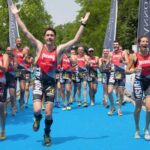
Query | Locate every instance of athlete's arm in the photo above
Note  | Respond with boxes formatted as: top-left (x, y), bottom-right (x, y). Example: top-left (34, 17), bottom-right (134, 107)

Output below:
top-left (122, 51), bottom-right (129, 64)
top-left (11, 4), bottom-right (42, 51)
top-left (126, 53), bottom-right (137, 74)
top-left (0, 54), bottom-right (9, 73)
top-left (57, 12), bottom-right (90, 54)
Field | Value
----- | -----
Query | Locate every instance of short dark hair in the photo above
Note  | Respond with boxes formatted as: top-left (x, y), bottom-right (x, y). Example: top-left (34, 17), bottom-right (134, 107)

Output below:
top-left (138, 35), bottom-right (149, 44)
top-left (114, 40), bottom-right (119, 44)
top-left (44, 27), bottom-right (56, 36)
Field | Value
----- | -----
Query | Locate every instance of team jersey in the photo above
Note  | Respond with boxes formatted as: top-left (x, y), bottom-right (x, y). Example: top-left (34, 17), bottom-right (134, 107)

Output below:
top-left (7, 55), bottom-right (15, 75)
top-left (61, 54), bottom-right (71, 71)
top-left (77, 55), bottom-right (86, 68)
top-left (0, 54), bottom-right (4, 78)
top-left (88, 56), bottom-right (97, 69)
top-left (13, 48), bottom-right (23, 64)
top-left (37, 45), bottom-right (57, 77)
top-left (136, 52), bottom-right (150, 76)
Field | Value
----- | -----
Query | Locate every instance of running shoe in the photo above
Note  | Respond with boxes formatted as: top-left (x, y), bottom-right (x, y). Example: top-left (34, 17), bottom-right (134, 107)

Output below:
top-left (83, 102), bottom-right (88, 107)
top-left (90, 101), bottom-right (95, 106)
top-left (134, 131), bottom-right (140, 139)
top-left (25, 103), bottom-right (28, 108)
top-left (102, 100), bottom-right (105, 106)
top-left (20, 104), bottom-right (24, 110)
top-left (117, 109), bottom-right (123, 116)
top-left (44, 134), bottom-right (51, 146)
top-left (69, 99), bottom-right (73, 104)
top-left (33, 114), bottom-right (42, 132)
top-left (105, 102), bottom-right (109, 108)
top-left (116, 99), bottom-right (120, 104)
top-left (122, 100), bottom-right (126, 105)
top-left (144, 130), bottom-right (150, 140)
top-left (67, 106), bottom-right (72, 110)
top-left (11, 110), bottom-right (16, 116)
top-left (78, 101), bottom-right (82, 106)
top-left (0, 130), bottom-right (6, 140)
top-left (62, 107), bottom-right (67, 111)
top-left (55, 102), bottom-right (61, 108)
top-left (107, 108), bottom-right (116, 116)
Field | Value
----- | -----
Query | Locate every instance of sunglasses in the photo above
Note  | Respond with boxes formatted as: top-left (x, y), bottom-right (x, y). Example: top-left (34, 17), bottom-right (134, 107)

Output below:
top-left (89, 51), bottom-right (94, 53)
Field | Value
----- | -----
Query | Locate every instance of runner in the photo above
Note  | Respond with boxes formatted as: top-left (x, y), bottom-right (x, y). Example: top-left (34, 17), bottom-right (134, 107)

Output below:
top-left (22, 46), bottom-right (34, 108)
top-left (76, 46), bottom-right (88, 107)
top-left (107, 41), bottom-right (128, 116)
top-left (69, 48), bottom-right (77, 104)
top-left (99, 48), bottom-right (111, 108)
top-left (126, 36), bottom-right (150, 140)
top-left (13, 38), bottom-right (25, 109)
top-left (5, 47), bottom-right (18, 116)
top-left (0, 46), bottom-right (9, 140)
top-left (55, 64), bottom-right (61, 108)
top-left (11, 4), bottom-right (90, 146)
top-left (60, 52), bottom-right (72, 110)
top-left (87, 48), bottom-right (99, 106)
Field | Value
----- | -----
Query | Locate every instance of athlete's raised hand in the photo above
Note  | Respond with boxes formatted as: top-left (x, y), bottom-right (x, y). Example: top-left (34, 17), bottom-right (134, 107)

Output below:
top-left (11, 3), bottom-right (20, 15)
top-left (80, 12), bottom-right (90, 24)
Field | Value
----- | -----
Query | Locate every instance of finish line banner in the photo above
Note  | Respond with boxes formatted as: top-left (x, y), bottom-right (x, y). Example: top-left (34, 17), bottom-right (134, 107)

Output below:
top-left (137, 0), bottom-right (150, 48)
top-left (7, 0), bottom-right (19, 48)
top-left (103, 0), bottom-right (118, 51)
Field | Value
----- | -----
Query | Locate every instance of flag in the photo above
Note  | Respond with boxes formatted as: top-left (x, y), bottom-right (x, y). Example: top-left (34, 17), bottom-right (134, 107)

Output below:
top-left (137, 0), bottom-right (150, 48)
top-left (7, 0), bottom-right (19, 48)
top-left (103, 0), bottom-right (118, 51)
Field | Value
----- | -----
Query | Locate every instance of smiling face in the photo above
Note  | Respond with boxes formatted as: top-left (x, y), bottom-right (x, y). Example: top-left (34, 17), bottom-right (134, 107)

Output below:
top-left (139, 37), bottom-right (149, 51)
top-left (16, 38), bottom-right (22, 48)
top-left (103, 48), bottom-right (109, 57)
top-left (77, 46), bottom-right (84, 55)
top-left (6, 47), bottom-right (13, 55)
top-left (44, 29), bottom-right (56, 46)
top-left (113, 41), bottom-right (119, 52)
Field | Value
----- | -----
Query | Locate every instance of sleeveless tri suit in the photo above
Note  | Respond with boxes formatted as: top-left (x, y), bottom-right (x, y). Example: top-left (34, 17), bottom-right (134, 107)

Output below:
top-left (133, 52), bottom-right (150, 100)
top-left (108, 51), bottom-right (126, 87)
top-left (33, 46), bottom-right (57, 102)
top-left (0, 54), bottom-right (7, 102)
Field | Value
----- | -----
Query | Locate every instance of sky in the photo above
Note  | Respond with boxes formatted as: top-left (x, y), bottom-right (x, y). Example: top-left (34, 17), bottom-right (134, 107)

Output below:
top-left (43, 0), bottom-right (81, 26)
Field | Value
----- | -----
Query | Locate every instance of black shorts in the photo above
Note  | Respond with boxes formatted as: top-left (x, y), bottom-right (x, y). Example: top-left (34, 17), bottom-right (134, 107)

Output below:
top-left (33, 67), bottom-right (56, 103)
top-left (60, 71), bottom-right (72, 84)
top-left (0, 83), bottom-right (7, 103)
top-left (133, 76), bottom-right (150, 100)
top-left (108, 71), bottom-right (125, 87)
top-left (19, 70), bottom-right (31, 82)
top-left (6, 73), bottom-right (17, 89)
top-left (101, 73), bottom-right (110, 85)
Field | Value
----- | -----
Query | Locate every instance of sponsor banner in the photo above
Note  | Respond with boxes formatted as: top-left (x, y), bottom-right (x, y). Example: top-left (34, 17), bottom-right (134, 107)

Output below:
top-left (103, 0), bottom-right (118, 51)
top-left (7, 0), bottom-right (19, 48)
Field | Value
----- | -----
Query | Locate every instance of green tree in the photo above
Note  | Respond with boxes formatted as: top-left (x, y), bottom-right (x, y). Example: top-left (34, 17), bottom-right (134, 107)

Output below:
top-left (55, 0), bottom-right (139, 56)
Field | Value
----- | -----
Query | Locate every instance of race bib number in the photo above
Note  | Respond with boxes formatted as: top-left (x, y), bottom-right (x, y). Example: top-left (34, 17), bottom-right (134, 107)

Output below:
top-left (62, 72), bottom-right (69, 79)
top-left (90, 71), bottom-right (97, 78)
top-left (72, 73), bottom-right (76, 80)
top-left (115, 71), bottom-right (122, 80)
top-left (46, 86), bottom-right (55, 96)
top-left (79, 72), bottom-right (84, 78)
top-left (56, 73), bottom-right (60, 79)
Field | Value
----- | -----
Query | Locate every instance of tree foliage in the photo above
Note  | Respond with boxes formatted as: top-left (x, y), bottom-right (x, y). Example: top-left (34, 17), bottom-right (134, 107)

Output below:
top-left (55, 0), bottom-right (139, 56)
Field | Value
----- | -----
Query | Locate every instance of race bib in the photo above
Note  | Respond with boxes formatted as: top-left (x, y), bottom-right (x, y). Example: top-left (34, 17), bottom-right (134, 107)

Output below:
top-left (115, 71), bottom-right (122, 80)
top-left (55, 73), bottom-right (60, 79)
top-left (72, 73), bottom-right (76, 80)
top-left (62, 72), bottom-right (69, 79)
